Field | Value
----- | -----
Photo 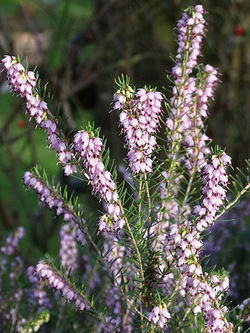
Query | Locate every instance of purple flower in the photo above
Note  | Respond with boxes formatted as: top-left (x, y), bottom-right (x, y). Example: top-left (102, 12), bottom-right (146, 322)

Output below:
top-left (194, 152), bottom-right (232, 230)
top-left (173, 5), bottom-right (206, 79)
top-left (148, 305), bottom-right (171, 329)
top-left (165, 221), bottom-right (203, 276)
top-left (166, 6), bottom-right (220, 174)
top-left (113, 86), bottom-right (163, 174)
top-left (103, 236), bottom-right (127, 286)
top-left (26, 266), bottom-right (51, 311)
top-left (205, 307), bottom-right (233, 333)
top-left (1, 55), bottom-right (77, 176)
top-left (0, 227), bottom-right (25, 256)
top-left (36, 261), bottom-right (90, 312)
top-left (73, 131), bottom-right (125, 232)
top-left (99, 284), bottom-right (134, 333)
top-left (23, 170), bottom-right (87, 245)
top-left (59, 223), bottom-right (78, 273)
top-left (164, 205), bottom-right (233, 331)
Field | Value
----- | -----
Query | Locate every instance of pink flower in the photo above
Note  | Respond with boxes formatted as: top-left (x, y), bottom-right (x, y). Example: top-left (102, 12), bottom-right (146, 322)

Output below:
top-left (35, 261), bottom-right (89, 311)
top-left (23, 171), bottom-right (86, 248)
top-left (1, 55), bottom-right (77, 176)
top-left (73, 131), bottom-right (123, 233)
top-left (195, 152), bottom-right (232, 230)
top-left (148, 305), bottom-right (171, 329)
top-left (166, 6), bottom-right (220, 174)
top-left (59, 223), bottom-right (78, 273)
top-left (113, 86), bottom-right (163, 174)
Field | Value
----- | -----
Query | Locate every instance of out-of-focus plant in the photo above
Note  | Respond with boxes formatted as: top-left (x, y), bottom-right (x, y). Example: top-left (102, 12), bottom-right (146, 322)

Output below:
top-left (203, 198), bottom-right (250, 300)
top-left (1, 5), bottom-right (250, 332)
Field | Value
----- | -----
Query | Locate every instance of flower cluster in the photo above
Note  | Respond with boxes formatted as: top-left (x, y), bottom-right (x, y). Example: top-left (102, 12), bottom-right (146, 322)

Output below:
top-left (148, 304), bottom-right (171, 329)
top-left (23, 170), bottom-right (86, 246)
top-left (41, 119), bottom-right (77, 176)
top-left (0, 226), bottom-right (25, 256)
top-left (73, 131), bottom-right (125, 232)
top-left (100, 287), bottom-right (125, 332)
top-left (24, 170), bottom-right (74, 217)
top-left (194, 152), bottom-right (232, 231)
top-left (103, 236), bottom-right (128, 286)
top-left (60, 223), bottom-right (78, 273)
top-left (190, 275), bottom-right (231, 331)
top-left (36, 261), bottom-right (89, 312)
top-left (165, 221), bottom-right (203, 271)
top-left (185, 65), bottom-right (219, 172)
top-left (113, 86), bottom-right (163, 174)
top-left (0, 228), bottom-right (27, 332)
top-left (173, 4), bottom-right (206, 78)
top-left (167, 5), bottom-right (219, 174)
top-left (205, 305), bottom-right (233, 333)
top-left (26, 265), bottom-right (51, 312)
top-left (197, 65), bottom-right (219, 119)
top-left (1, 56), bottom-right (36, 99)
top-left (1, 56), bottom-right (76, 175)
top-left (165, 220), bottom-right (233, 332)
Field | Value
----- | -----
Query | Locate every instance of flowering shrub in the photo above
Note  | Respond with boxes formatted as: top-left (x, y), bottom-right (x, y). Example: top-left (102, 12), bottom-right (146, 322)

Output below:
top-left (1, 4), bottom-right (250, 332)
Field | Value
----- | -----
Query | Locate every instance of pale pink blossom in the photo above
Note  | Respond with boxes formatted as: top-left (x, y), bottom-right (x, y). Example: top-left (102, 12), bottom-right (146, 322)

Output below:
top-left (36, 261), bottom-right (89, 311)
top-left (1, 55), bottom-right (77, 176)
top-left (73, 131), bottom-right (124, 232)
top-left (113, 86), bottom-right (163, 174)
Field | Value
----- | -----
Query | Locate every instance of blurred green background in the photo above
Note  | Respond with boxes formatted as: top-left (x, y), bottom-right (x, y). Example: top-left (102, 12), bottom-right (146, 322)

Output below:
top-left (0, 0), bottom-right (250, 297)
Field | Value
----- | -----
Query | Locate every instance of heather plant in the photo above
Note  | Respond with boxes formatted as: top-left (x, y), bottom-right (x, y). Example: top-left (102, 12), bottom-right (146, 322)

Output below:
top-left (1, 4), bottom-right (250, 333)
